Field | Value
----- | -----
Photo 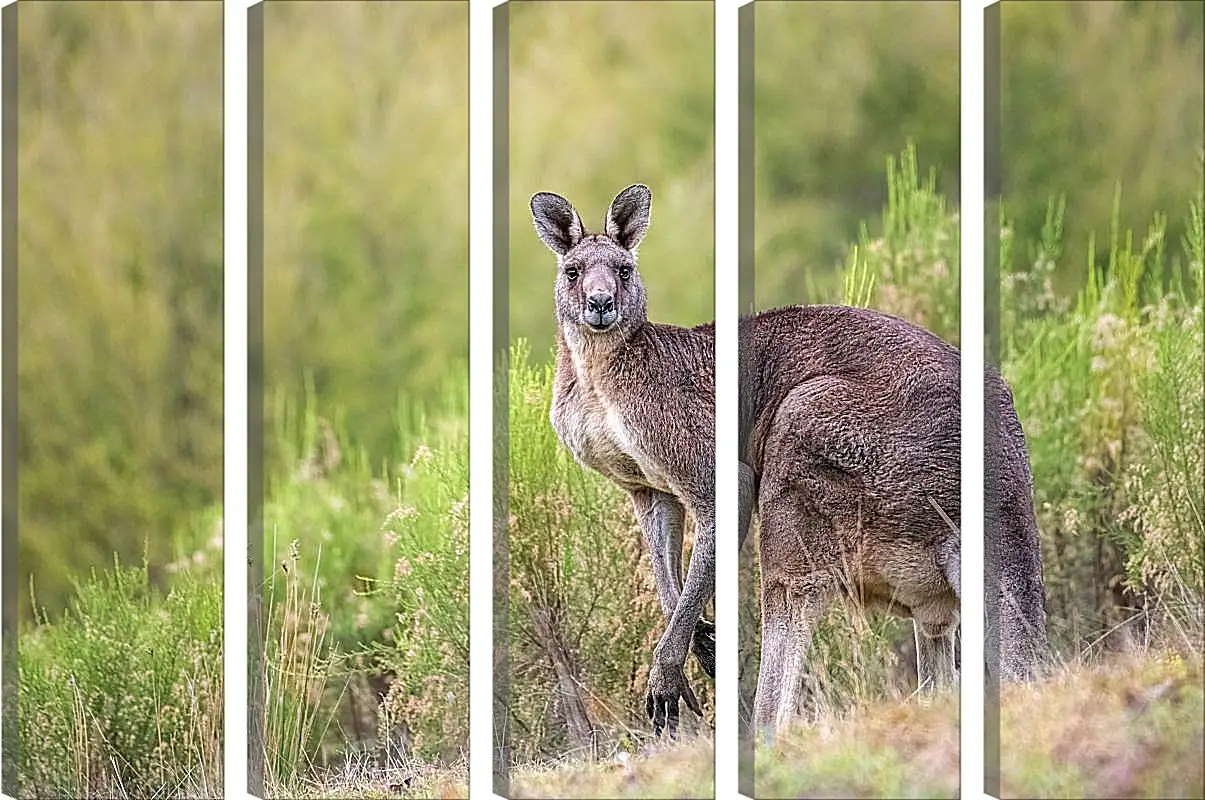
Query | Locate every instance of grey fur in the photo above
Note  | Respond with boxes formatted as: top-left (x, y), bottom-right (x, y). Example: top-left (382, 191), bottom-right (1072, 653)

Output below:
top-left (739, 306), bottom-right (1048, 731)
top-left (529, 185), bottom-right (1048, 739)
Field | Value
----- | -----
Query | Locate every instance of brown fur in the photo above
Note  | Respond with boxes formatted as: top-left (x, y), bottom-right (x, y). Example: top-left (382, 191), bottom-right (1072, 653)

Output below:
top-left (530, 185), bottom-right (1049, 738)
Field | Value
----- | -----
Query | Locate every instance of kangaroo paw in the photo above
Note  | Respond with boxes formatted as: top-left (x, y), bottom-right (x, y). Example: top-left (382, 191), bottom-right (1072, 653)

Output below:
top-left (691, 618), bottom-right (716, 679)
top-left (645, 661), bottom-right (701, 740)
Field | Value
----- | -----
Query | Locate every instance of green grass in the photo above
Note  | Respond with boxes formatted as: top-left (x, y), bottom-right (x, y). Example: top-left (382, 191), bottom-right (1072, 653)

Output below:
top-left (257, 370), bottom-right (469, 795)
top-left (999, 176), bottom-right (1204, 654)
top-left (751, 652), bottom-right (1202, 800)
top-left (508, 738), bottom-right (714, 799)
top-left (754, 692), bottom-right (960, 799)
top-left (501, 655), bottom-right (1202, 799)
top-left (17, 369), bottom-right (470, 798)
top-left (999, 653), bottom-right (1204, 799)
top-left (17, 545), bottom-right (223, 798)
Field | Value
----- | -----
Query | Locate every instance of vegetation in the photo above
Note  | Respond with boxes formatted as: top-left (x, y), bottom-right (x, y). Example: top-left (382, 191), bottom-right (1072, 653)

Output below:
top-left (752, 0), bottom-right (960, 309)
top-left (1001, 178), bottom-right (1204, 655)
top-left (1001, 1), bottom-right (1203, 297)
top-left (17, 545), bottom-right (223, 798)
top-left (14, 5), bottom-right (225, 795)
top-left (508, 738), bottom-right (714, 799)
top-left (256, 378), bottom-right (468, 796)
top-left (16, 0), bottom-right (223, 619)
top-left (999, 653), bottom-right (1204, 799)
top-left (503, 655), bottom-right (1203, 798)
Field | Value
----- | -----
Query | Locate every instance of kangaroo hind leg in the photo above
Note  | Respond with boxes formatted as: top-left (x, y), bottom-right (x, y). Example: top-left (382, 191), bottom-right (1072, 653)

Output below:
top-left (914, 616), bottom-right (958, 694)
top-left (753, 486), bottom-right (838, 735)
top-left (753, 578), bottom-right (834, 736)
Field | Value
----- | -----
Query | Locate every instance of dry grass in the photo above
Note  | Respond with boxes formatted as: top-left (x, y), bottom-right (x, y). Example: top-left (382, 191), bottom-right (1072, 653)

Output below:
top-left (750, 651), bottom-right (1201, 799)
top-left (754, 690), bottom-right (960, 799)
top-left (266, 756), bottom-right (468, 800)
top-left (1000, 652), bottom-right (1204, 799)
top-left (283, 651), bottom-right (1201, 799)
top-left (508, 737), bottom-right (714, 799)
top-left (747, 650), bottom-right (1200, 800)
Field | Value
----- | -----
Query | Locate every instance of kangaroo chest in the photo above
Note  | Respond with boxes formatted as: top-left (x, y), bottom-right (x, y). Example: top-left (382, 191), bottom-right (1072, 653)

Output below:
top-left (551, 364), bottom-right (673, 494)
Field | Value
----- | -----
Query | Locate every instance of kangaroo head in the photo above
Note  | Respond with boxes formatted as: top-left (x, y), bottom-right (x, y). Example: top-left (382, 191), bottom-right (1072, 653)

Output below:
top-left (530, 184), bottom-right (651, 339)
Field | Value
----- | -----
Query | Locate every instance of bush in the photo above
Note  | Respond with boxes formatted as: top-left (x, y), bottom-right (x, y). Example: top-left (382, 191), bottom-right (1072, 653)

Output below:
top-left (1002, 174), bottom-right (1205, 653)
top-left (259, 369), bottom-right (469, 784)
top-left (18, 549), bottom-right (223, 798)
top-left (375, 398), bottom-right (470, 762)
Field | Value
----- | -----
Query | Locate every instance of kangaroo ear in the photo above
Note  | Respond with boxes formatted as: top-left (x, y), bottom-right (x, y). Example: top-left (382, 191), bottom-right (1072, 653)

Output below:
top-left (605, 184), bottom-right (651, 251)
top-left (531, 192), bottom-right (585, 256)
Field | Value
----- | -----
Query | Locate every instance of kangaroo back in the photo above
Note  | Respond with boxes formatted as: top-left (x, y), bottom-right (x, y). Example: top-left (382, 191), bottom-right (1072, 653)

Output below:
top-left (741, 304), bottom-right (1048, 707)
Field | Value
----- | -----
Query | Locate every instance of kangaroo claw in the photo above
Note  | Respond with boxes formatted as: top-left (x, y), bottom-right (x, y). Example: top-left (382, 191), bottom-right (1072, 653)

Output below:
top-left (691, 618), bottom-right (716, 679)
top-left (646, 661), bottom-right (701, 739)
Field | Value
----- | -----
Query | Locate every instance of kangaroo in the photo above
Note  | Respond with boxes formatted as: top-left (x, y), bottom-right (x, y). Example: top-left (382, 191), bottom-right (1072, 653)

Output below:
top-left (529, 184), bottom-right (1048, 738)
top-left (739, 306), bottom-right (1048, 732)
top-left (531, 184), bottom-right (718, 738)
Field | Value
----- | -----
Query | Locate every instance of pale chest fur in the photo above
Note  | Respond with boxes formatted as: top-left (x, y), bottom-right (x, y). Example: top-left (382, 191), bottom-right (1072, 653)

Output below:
top-left (550, 350), bottom-right (673, 494)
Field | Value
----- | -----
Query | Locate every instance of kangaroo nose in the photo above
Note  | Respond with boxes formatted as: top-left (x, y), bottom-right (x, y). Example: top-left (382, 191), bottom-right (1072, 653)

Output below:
top-left (587, 294), bottom-right (614, 315)
top-left (584, 293), bottom-right (617, 329)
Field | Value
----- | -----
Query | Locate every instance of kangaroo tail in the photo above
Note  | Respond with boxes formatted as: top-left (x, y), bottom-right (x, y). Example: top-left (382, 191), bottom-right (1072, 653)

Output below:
top-left (988, 370), bottom-right (1049, 681)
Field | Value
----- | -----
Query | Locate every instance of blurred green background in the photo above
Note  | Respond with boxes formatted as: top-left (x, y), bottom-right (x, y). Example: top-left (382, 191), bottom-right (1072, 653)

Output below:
top-left (263, 0), bottom-right (468, 468)
top-left (507, 0), bottom-right (715, 356)
top-left (753, 0), bottom-right (959, 308)
top-left (753, 0), bottom-right (1203, 309)
top-left (13, 0), bottom-right (1201, 625)
top-left (1002, 1), bottom-right (1203, 295)
top-left (16, 1), bottom-right (224, 621)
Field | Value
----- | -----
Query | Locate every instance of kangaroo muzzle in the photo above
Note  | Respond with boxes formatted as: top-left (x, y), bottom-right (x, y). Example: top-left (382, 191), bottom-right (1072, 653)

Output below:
top-left (585, 292), bottom-right (617, 330)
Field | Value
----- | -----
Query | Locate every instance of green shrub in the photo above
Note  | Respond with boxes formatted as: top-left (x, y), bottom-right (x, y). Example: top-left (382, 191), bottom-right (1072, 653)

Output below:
top-left (18, 550), bottom-right (223, 798)
top-left (1002, 174), bottom-right (1205, 653)
top-left (259, 369), bottom-right (469, 777)
top-left (840, 143), bottom-right (961, 344)
top-left (505, 342), bottom-right (674, 762)
top-left (374, 389), bottom-right (470, 763)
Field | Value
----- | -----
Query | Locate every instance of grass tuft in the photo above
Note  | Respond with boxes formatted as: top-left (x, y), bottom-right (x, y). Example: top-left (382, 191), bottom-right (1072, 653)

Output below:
top-left (18, 547), bottom-right (223, 799)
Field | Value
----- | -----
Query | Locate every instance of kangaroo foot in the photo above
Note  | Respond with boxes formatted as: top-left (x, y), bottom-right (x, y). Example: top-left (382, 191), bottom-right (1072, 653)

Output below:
top-left (691, 618), bottom-right (716, 679)
top-left (645, 661), bottom-right (701, 739)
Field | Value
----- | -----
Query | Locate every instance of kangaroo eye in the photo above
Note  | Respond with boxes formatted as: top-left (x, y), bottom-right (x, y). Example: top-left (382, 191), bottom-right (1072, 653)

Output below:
top-left (618, 266), bottom-right (632, 281)
top-left (564, 266), bottom-right (579, 281)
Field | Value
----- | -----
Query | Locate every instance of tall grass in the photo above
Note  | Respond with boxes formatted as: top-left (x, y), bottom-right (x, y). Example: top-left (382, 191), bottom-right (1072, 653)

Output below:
top-left (1002, 175), bottom-right (1204, 655)
top-left (260, 535), bottom-right (342, 793)
top-left (258, 369), bottom-right (469, 793)
top-left (17, 543), bottom-right (223, 798)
